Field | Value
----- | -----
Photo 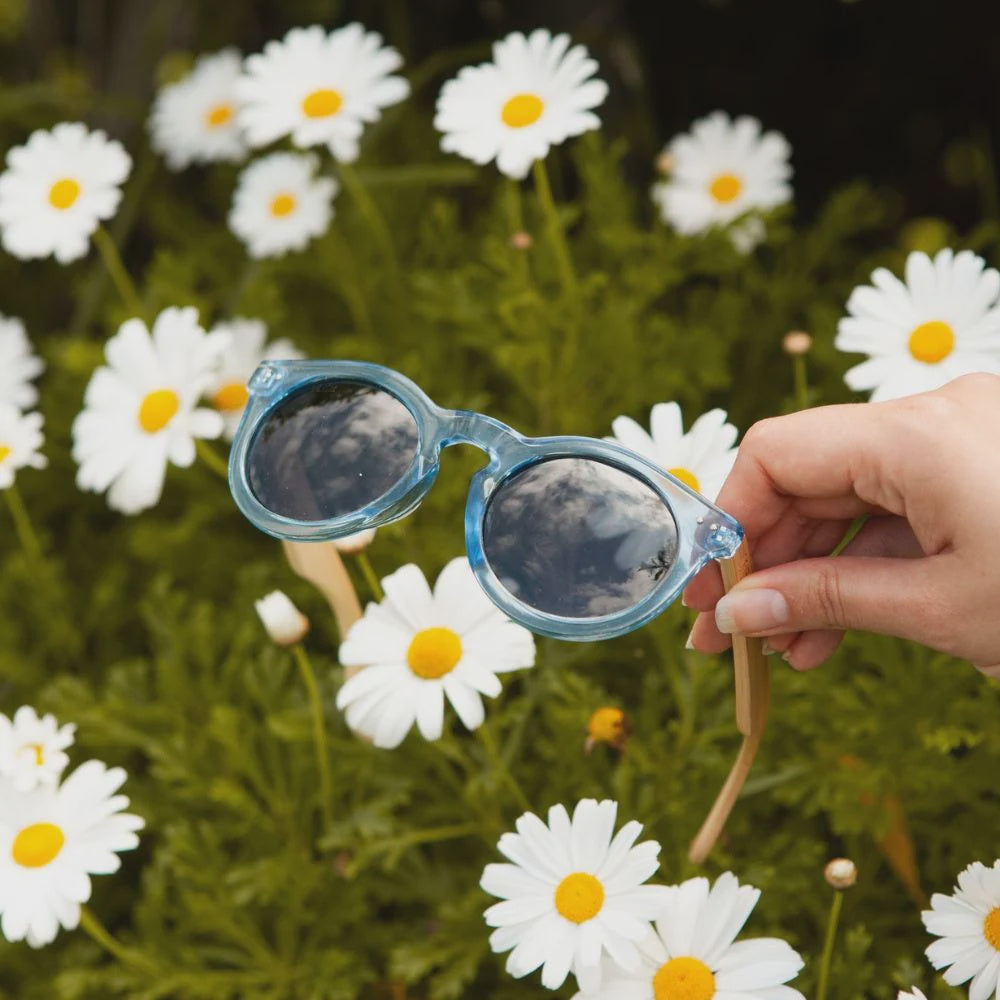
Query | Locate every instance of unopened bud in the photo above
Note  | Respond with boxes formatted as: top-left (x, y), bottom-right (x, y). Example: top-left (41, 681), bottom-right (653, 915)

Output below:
top-left (897, 990), bottom-right (928, 1000)
top-left (255, 590), bottom-right (309, 646)
top-left (824, 857), bottom-right (857, 889)
top-left (655, 150), bottom-right (674, 175)
top-left (332, 528), bottom-right (376, 554)
top-left (783, 330), bottom-right (813, 356)
top-left (585, 706), bottom-right (629, 753)
top-left (510, 231), bottom-right (533, 250)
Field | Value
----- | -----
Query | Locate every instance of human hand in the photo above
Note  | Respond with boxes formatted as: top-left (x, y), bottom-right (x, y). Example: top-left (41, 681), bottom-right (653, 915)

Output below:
top-left (683, 373), bottom-right (1000, 677)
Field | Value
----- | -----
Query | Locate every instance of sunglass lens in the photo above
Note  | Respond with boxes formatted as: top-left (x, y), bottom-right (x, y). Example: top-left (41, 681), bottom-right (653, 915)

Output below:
top-left (481, 458), bottom-right (678, 619)
top-left (246, 380), bottom-right (419, 522)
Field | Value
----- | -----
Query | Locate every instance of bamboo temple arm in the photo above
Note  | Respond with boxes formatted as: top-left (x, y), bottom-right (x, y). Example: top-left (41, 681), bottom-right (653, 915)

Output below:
top-left (688, 539), bottom-right (771, 863)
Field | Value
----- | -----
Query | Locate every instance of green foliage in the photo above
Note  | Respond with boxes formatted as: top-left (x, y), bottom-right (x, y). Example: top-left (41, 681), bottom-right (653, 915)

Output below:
top-left (2, 9), bottom-right (1000, 1000)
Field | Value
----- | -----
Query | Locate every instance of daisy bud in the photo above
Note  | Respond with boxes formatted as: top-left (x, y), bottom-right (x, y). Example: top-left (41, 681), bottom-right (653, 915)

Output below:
top-left (255, 590), bottom-right (309, 646)
top-left (509, 231), bottom-right (533, 250)
top-left (824, 857), bottom-right (858, 889)
top-left (783, 330), bottom-right (813, 356)
top-left (654, 150), bottom-right (674, 175)
top-left (585, 706), bottom-right (629, 753)
top-left (331, 528), bottom-right (376, 554)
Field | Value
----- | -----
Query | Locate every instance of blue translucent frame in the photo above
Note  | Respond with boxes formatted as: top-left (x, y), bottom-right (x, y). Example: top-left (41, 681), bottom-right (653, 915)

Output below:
top-left (229, 360), bottom-right (746, 642)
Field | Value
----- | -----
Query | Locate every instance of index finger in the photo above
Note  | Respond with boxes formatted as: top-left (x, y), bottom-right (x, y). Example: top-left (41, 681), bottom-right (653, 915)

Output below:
top-left (682, 401), bottom-right (898, 608)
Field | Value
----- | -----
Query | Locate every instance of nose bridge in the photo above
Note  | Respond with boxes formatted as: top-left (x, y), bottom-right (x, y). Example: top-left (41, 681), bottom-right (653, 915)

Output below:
top-left (440, 409), bottom-right (520, 457)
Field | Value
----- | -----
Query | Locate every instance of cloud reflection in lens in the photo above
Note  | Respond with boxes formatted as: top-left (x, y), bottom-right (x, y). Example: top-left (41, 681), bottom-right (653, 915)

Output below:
top-left (482, 457), bottom-right (678, 618)
top-left (247, 380), bottom-right (419, 521)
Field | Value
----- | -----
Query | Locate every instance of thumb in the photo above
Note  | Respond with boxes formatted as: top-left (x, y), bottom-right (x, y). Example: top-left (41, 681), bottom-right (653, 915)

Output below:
top-left (713, 555), bottom-right (953, 650)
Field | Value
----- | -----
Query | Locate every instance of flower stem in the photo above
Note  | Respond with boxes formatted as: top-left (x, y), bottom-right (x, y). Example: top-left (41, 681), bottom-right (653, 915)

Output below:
top-left (354, 550), bottom-right (384, 601)
top-left (92, 226), bottom-right (144, 318)
top-left (292, 643), bottom-right (334, 831)
top-left (337, 162), bottom-right (400, 284)
top-left (815, 887), bottom-right (845, 1000)
top-left (478, 723), bottom-right (532, 814)
top-left (4, 483), bottom-right (44, 562)
top-left (531, 158), bottom-right (577, 296)
top-left (792, 354), bottom-right (809, 411)
top-left (79, 905), bottom-right (151, 969)
top-left (196, 439), bottom-right (230, 482)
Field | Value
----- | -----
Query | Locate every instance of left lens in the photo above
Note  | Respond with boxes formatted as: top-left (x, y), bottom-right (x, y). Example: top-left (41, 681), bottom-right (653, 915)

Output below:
top-left (481, 457), bottom-right (678, 619)
top-left (246, 379), bottom-right (419, 521)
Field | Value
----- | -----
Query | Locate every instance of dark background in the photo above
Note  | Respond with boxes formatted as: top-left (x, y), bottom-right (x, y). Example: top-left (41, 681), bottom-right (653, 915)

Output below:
top-left (13, 0), bottom-right (1000, 224)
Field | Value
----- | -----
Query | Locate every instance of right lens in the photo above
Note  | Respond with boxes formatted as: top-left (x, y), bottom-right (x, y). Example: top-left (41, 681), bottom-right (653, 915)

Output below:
top-left (481, 457), bottom-right (678, 619)
top-left (246, 379), bottom-right (419, 522)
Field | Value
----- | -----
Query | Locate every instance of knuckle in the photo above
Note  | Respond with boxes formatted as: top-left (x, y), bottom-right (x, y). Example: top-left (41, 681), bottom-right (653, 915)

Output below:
top-left (807, 565), bottom-right (850, 626)
top-left (740, 417), bottom-right (780, 455)
top-left (941, 371), bottom-right (1000, 398)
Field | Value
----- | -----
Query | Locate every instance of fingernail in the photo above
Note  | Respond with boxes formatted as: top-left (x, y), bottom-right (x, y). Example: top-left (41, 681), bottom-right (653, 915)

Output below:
top-left (762, 640), bottom-right (776, 656)
top-left (715, 589), bottom-right (790, 635)
top-left (684, 628), bottom-right (696, 650)
top-left (681, 594), bottom-right (691, 608)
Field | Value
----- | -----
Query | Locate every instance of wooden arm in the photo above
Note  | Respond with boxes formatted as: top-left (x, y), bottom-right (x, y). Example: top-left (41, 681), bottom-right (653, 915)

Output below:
top-left (688, 539), bottom-right (771, 863)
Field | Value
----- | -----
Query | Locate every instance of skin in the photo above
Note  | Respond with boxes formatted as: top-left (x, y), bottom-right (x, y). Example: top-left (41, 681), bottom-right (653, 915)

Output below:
top-left (683, 373), bottom-right (1000, 678)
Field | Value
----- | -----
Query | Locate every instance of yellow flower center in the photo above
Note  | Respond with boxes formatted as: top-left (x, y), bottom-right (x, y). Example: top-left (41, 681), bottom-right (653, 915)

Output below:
top-left (19, 743), bottom-right (45, 766)
top-left (0, 444), bottom-right (10, 463)
top-left (908, 320), bottom-right (955, 364)
top-left (138, 388), bottom-right (180, 434)
top-left (708, 173), bottom-right (742, 204)
top-left (668, 467), bottom-right (701, 492)
top-left (270, 193), bottom-right (297, 217)
top-left (205, 103), bottom-right (233, 128)
top-left (12, 822), bottom-right (65, 868)
top-left (501, 93), bottom-right (544, 128)
top-left (587, 707), bottom-right (625, 744)
top-left (554, 872), bottom-right (605, 923)
top-left (984, 907), bottom-right (1000, 950)
top-left (406, 627), bottom-right (462, 679)
top-left (302, 88), bottom-right (343, 118)
top-left (653, 956), bottom-right (717, 1000)
top-left (48, 178), bottom-right (81, 210)
top-left (213, 381), bottom-right (249, 412)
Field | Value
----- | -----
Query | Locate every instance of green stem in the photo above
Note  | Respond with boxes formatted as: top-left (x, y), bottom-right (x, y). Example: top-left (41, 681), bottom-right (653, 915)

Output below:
top-left (479, 723), bottom-right (532, 814)
top-left (815, 888), bottom-right (844, 1000)
top-left (337, 162), bottom-right (400, 284)
top-left (792, 354), bottom-right (809, 411)
top-left (92, 226), bottom-right (144, 318)
top-left (196, 439), bottom-right (230, 482)
top-left (79, 905), bottom-right (151, 969)
top-left (292, 643), bottom-right (334, 831)
top-left (354, 550), bottom-right (384, 601)
top-left (4, 483), bottom-right (44, 562)
top-left (531, 158), bottom-right (577, 296)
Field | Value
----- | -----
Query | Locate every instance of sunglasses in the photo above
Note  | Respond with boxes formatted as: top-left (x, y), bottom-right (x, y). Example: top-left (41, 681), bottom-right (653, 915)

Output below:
top-left (229, 359), bottom-right (769, 860)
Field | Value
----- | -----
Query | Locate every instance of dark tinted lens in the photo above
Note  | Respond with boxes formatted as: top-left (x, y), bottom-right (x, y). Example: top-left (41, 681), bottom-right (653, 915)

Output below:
top-left (482, 457), bottom-right (678, 618)
top-left (247, 380), bottom-right (419, 521)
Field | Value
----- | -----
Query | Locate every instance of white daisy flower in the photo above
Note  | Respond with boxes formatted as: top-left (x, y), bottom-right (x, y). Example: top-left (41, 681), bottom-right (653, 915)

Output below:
top-left (922, 859), bottom-right (1000, 1000)
top-left (236, 23), bottom-right (410, 164)
top-left (71, 306), bottom-right (228, 515)
top-left (0, 315), bottom-right (44, 410)
top-left (0, 707), bottom-right (75, 793)
top-left (336, 557), bottom-right (535, 749)
top-left (206, 317), bottom-right (304, 438)
top-left (481, 798), bottom-right (670, 992)
top-left (0, 760), bottom-right (143, 948)
top-left (571, 872), bottom-right (805, 1000)
top-left (608, 402), bottom-right (739, 501)
top-left (149, 48), bottom-right (249, 170)
top-left (255, 590), bottom-right (310, 646)
top-left (652, 112), bottom-right (792, 250)
top-left (0, 405), bottom-right (46, 489)
top-left (434, 28), bottom-right (608, 181)
top-left (0, 122), bottom-right (131, 264)
top-left (835, 249), bottom-right (1000, 402)
top-left (228, 152), bottom-right (337, 259)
